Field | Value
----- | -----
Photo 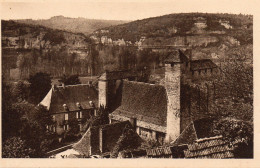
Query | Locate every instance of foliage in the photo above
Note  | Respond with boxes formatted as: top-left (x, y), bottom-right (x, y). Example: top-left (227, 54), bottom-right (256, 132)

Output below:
top-left (28, 72), bottom-right (52, 104)
top-left (63, 119), bottom-right (82, 142)
top-left (60, 74), bottom-right (81, 85)
top-left (81, 106), bottom-right (109, 133)
top-left (110, 125), bottom-right (142, 158)
top-left (43, 30), bottom-right (66, 45)
top-left (11, 80), bottom-right (30, 102)
top-left (213, 118), bottom-right (253, 158)
top-left (2, 82), bottom-right (57, 158)
top-left (2, 137), bottom-right (36, 158)
top-left (14, 16), bottom-right (127, 35)
top-left (97, 13), bottom-right (252, 43)
top-left (212, 45), bottom-right (253, 121)
top-left (89, 106), bottom-right (109, 127)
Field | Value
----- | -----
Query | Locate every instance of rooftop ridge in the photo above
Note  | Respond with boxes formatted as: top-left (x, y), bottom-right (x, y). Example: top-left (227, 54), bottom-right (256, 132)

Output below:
top-left (123, 80), bottom-right (163, 88)
top-left (195, 135), bottom-right (223, 143)
top-left (56, 83), bottom-right (93, 88)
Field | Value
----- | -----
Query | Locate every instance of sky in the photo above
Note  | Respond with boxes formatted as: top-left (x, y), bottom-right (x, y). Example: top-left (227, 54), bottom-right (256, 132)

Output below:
top-left (0, 0), bottom-right (257, 21)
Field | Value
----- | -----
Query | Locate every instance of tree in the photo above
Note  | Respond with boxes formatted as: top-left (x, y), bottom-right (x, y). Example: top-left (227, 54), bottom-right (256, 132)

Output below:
top-left (2, 97), bottom-right (56, 157)
top-left (213, 118), bottom-right (253, 158)
top-left (2, 137), bottom-right (36, 158)
top-left (89, 106), bottom-right (109, 127)
top-left (60, 74), bottom-right (81, 85)
top-left (43, 31), bottom-right (66, 45)
top-left (110, 125), bottom-right (142, 158)
top-left (28, 72), bottom-right (51, 104)
top-left (81, 106), bottom-right (109, 132)
top-left (212, 45), bottom-right (253, 121)
top-left (11, 80), bottom-right (30, 102)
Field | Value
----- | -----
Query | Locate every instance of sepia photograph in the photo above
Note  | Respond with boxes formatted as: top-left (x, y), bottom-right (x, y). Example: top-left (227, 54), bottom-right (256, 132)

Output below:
top-left (0, 0), bottom-right (255, 162)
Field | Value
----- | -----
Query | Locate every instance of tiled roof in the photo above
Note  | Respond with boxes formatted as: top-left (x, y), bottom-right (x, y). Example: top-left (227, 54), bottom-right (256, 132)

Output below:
top-left (165, 50), bottom-right (189, 63)
top-left (40, 84), bottom-right (98, 113)
top-left (118, 145), bottom-right (188, 158)
top-left (112, 80), bottom-right (167, 127)
top-left (190, 59), bottom-right (217, 71)
top-left (184, 136), bottom-right (234, 158)
top-left (146, 147), bottom-right (172, 156)
top-left (72, 127), bottom-right (92, 156)
top-left (172, 121), bottom-right (198, 146)
top-left (99, 70), bottom-right (138, 81)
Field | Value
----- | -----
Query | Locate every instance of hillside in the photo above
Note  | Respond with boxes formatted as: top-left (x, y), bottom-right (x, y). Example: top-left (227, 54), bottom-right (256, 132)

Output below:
top-left (2, 20), bottom-right (93, 80)
top-left (15, 16), bottom-right (129, 35)
top-left (2, 20), bottom-right (91, 49)
top-left (93, 13), bottom-right (252, 46)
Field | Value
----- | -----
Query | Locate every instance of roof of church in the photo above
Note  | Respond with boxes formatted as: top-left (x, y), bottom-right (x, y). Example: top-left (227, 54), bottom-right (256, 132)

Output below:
top-left (112, 80), bottom-right (168, 127)
top-left (191, 59), bottom-right (217, 71)
top-left (39, 84), bottom-right (98, 113)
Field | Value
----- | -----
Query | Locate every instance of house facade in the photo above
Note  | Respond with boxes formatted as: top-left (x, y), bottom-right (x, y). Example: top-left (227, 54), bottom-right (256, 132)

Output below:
top-left (40, 84), bottom-right (98, 135)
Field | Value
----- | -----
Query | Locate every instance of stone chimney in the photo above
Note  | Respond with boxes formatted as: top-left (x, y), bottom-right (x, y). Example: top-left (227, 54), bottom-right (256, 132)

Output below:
top-left (98, 72), bottom-right (108, 107)
top-left (129, 117), bottom-right (137, 130)
top-left (164, 51), bottom-right (182, 143)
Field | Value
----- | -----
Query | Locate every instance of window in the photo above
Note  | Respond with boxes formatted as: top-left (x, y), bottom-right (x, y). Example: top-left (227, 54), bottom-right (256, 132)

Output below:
top-left (53, 126), bottom-right (56, 133)
top-left (65, 113), bottom-right (68, 120)
top-left (76, 111), bottom-right (82, 119)
top-left (64, 124), bottom-right (69, 131)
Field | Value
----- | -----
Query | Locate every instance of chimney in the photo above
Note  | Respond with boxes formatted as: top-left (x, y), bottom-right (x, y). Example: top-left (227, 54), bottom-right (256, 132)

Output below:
top-left (98, 72), bottom-right (108, 107)
top-left (89, 101), bottom-right (97, 116)
top-left (164, 51), bottom-right (182, 143)
top-left (129, 117), bottom-right (137, 130)
top-left (63, 104), bottom-right (69, 111)
top-left (76, 102), bottom-right (83, 110)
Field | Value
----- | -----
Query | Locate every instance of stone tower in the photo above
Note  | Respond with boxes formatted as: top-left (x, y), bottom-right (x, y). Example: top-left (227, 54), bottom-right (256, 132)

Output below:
top-left (164, 50), bottom-right (183, 143)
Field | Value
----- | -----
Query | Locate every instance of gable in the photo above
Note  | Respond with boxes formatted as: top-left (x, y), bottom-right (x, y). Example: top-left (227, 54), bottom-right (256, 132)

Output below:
top-left (40, 84), bottom-right (98, 113)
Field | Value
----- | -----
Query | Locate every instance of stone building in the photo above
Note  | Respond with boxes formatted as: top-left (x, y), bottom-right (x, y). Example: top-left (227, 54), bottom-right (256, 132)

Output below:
top-left (99, 49), bottom-right (219, 144)
top-left (40, 84), bottom-right (98, 135)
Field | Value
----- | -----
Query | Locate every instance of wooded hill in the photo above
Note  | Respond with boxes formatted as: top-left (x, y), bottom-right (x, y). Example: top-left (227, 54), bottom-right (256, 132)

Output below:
top-left (14, 15), bottom-right (128, 35)
top-left (94, 13), bottom-right (252, 45)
